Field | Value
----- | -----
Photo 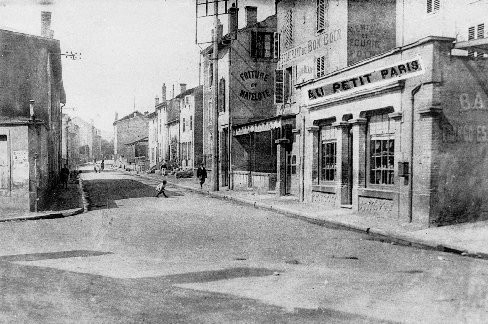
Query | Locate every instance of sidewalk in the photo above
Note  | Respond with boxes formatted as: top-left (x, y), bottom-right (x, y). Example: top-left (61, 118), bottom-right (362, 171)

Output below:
top-left (0, 180), bottom-right (86, 222)
top-left (133, 170), bottom-right (488, 259)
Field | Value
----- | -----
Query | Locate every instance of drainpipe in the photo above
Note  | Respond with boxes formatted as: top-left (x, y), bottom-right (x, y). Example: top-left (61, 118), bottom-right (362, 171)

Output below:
top-left (300, 109), bottom-right (306, 202)
top-left (409, 84), bottom-right (422, 222)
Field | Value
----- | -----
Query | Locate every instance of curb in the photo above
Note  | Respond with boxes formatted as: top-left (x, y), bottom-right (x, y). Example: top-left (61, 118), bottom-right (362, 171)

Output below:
top-left (0, 179), bottom-right (87, 223)
top-left (165, 179), bottom-right (488, 260)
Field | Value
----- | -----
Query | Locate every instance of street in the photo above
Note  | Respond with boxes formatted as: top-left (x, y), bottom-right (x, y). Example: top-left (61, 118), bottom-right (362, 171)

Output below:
top-left (0, 170), bottom-right (487, 323)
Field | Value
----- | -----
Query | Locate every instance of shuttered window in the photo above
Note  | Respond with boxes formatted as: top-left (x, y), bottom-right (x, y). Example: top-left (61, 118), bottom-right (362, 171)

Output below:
top-left (478, 24), bottom-right (485, 39)
top-left (427, 0), bottom-right (440, 13)
top-left (317, 0), bottom-right (327, 32)
top-left (251, 31), bottom-right (274, 59)
top-left (218, 78), bottom-right (226, 112)
top-left (275, 70), bottom-right (284, 104)
top-left (316, 56), bottom-right (326, 78)
top-left (273, 32), bottom-right (280, 59)
top-left (282, 10), bottom-right (293, 50)
top-left (468, 26), bottom-right (476, 58)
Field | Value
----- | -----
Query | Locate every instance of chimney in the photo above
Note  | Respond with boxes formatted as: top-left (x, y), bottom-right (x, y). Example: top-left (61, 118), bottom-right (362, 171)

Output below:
top-left (245, 6), bottom-right (257, 27)
top-left (228, 4), bottom-right (239, 35)
top-left (41, 11), bottom-right (53, 38)
top-left (155, 95), bottom-right (159, 106)
top-left (211, 19), bottom-right (223, 41)
top-left (180, 83), bottom-right (187, 95)
top-left (115, 112), bottom-right (118, 121)
top-left (172, 84), bottom-right (175, 98)
top-left (161, 83), bottom-right (167, 103)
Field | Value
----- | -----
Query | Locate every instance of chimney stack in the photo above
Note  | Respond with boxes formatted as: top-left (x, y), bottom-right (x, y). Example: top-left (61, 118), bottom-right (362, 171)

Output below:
top-left (245, 6), bottom-right (257, 27)
top-left (162, 83), bottom-right (167, 103)
top-left (172, 84), bottom-right (175, 98)
top-left (155, 95), bottom-right (159, 106)
top-left (228, 4), bottom-right (239, 35)
top-left (114, 112), bottom-right (118, 121)
top-left (41, 11), bottom-right (53, 38)
top-left (180, 83), bottom-right (187, 95)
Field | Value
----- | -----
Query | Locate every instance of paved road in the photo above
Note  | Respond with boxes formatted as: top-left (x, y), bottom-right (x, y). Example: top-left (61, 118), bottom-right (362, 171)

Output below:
top-left (0, 170), bottom-right (487, 323)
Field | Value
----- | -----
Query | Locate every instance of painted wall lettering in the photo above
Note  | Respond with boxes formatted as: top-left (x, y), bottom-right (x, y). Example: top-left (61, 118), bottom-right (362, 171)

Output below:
top-left (460, 92), bottom-right (486, 111)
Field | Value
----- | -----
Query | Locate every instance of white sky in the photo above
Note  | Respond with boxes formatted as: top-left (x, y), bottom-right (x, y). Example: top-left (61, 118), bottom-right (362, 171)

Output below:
top-left (0, 0), bottom-right (273, 135)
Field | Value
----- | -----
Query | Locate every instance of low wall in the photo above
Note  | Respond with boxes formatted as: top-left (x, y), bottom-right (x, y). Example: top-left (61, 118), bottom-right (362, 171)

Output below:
top-left (231, 171), bottom-right (276, 193)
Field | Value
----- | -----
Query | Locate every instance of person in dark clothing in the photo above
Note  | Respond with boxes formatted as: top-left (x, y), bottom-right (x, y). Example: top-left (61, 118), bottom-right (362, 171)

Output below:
top-left (101, 160), bottom-right (105, 171)
top-left (155, 180), bottom-right (168, 198)
top-left (60, 165), bottom-right (70, 189)
top-left (196, 164), bottom-right (207, 189)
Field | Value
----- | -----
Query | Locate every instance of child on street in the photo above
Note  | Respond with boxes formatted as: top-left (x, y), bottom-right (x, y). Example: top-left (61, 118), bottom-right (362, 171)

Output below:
top-left (155, 180), bottom-right (168, 198)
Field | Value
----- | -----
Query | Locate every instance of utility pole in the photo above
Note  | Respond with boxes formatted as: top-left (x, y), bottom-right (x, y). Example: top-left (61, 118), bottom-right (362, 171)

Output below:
top-left (195, 0), bottom-right (235, 191)
top-left (211, 0), bottom-right (220, 191)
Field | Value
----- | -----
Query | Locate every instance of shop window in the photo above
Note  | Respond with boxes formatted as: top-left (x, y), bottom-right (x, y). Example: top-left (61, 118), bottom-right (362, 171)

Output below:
top-left (426, 0), bottom-right (440, 14)
top-left (319, 125), bottom-right (337, 182)
top-left (369, 114), bottom-right (395, 185)
top-left (316, 0), bottom-right (328, 32)
top-left (251, 32), bottom-right (274, 59)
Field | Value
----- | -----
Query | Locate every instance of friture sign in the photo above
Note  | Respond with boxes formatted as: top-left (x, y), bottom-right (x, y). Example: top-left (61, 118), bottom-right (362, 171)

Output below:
top-left (278, 28), bottom-right (343, 69)
top-left (307, 57), bottom-right (424, 101)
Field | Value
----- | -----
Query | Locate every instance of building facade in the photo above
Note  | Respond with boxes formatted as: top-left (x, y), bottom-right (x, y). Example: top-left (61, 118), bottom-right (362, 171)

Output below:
top-left (0, 12), bottom-right (66, 213)
top-left (202, 6), bottom-right (278, 189)
top-left (179, 86), bottom-right (204, 171)
top-left (113, 111), bottom-right (149, 167)
top-left (281, 0), bottom-right (488, 227)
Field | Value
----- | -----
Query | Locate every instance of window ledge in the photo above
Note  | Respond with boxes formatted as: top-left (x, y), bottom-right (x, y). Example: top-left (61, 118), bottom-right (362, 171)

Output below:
top-left (312, 184), bottom-right (336, 194)
top-left (358, 188), bottom-right (397, 200)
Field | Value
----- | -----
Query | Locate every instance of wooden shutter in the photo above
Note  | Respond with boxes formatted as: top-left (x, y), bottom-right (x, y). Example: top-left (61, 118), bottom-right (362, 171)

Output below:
top-left (273, 32), bottom-right (280, 59)
top-left (478, 24), bottom-right (485, 39)
top-left (468, 26), bottom-right (475, 57)
top-left (317, 0), bottom-right (325, 31)
top-left (275, 70), bottom-right (284, 104)
top-left (218, 78), bottom-right (226, 112)
top-left (284, 68), bottom-right (291, 103)
top-left (250, 31), bottom-right (257, 58)
top-left (433, 0), bottom-right (440, 11)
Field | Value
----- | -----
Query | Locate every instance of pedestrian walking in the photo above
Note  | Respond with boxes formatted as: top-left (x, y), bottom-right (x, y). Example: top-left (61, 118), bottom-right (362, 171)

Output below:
top-left (101, 159), bottom-right (105, 171)
top-left (196, 163), bottom-right (207, 189)
top-left (60, 164), bottom-right (70, 189)
top-left (155, 180), bottom-right (168, 198)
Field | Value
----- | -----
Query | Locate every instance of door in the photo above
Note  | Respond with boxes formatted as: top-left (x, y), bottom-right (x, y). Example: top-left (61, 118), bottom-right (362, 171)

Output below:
top-left (221, 128), bottom-right (229, 186)
top-left (0, 134), bottom-right (10, 191)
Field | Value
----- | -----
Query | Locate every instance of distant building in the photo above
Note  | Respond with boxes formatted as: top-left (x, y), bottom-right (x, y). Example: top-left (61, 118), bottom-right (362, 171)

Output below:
top-left (0, 12), bottom-right (66, 214)
top-left (147, 110), bottom-right (158, 167)
top-left (113, 111), bottom-right (149, 167)
top-left (178, 86), bottom-right (203, 171)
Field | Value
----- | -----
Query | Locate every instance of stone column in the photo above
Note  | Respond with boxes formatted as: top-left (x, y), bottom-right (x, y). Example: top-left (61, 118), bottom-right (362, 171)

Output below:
top-left (275, 138), bottom-right (289, 196)
top-left (333, 121), bottom-right (351, 206)
top-left (305, 126), bottom-right (319, 202)
top-left (349, 118), bottom-right (367, 212)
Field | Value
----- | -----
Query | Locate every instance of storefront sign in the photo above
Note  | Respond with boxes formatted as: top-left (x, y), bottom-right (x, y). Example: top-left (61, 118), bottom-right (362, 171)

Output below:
top-left (238, 70), bottom-right (272, 102)
top-left (278, 28), bottom-right (343, 69)
top-left (307, 57), bottom-right (424, 101)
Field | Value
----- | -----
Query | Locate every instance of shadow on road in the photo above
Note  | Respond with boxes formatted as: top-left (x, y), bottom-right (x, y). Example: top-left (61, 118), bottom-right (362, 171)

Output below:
top-left (0, 250), bottom-right (113, 262)
top-left (83, 179), bottom-right (183, 210)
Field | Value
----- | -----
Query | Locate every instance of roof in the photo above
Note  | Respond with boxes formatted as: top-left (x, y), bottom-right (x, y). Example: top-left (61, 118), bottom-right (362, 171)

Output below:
top-left (174, 85), bottom-right (203, 99)
top-left (146, 111), bottom-right (157, 119)
top-left (125, 137), bottom-right (148, 146)
top-left (113, 111), bottom-right (147, 125)
top-left (201, 14), bottom-right (276, 55)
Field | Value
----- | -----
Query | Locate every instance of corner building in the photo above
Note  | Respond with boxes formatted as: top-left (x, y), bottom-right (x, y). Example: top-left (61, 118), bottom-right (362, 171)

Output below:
top-left (280, 0), bottom-right (488, 227)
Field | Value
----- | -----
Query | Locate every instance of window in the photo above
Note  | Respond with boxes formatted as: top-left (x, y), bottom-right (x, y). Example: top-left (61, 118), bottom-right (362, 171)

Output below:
top-left (190, 116), bottom-right (193, 130)
top-left (468, 24), bottom-right (486, 58)
top-left (251, 32), bottom-right (274, 59)
top-left (273, 32), bottom-right (280, 59)
top-left (183, 118), bottom-right (186, 132)
top-left (282, 10), bottom-right (293, 50)
top-left (426, 0), bottom-right (440, 14)
top-left (218, 78), bottom-right (226, 112)
top-left (209, 62), bottom-right (214, 86)
top-left (275, 69), bottom-right (284, 104)
top-left (287, 154), bottom-right (297, 175)
top-left (316, 55), bottom-right (327, 78)
top-left (369, 114), bottom-right (395, 185)
top-left (316, 0), bottom-right (328, 32)
top-left (319, 125), bottom-right (336, 182)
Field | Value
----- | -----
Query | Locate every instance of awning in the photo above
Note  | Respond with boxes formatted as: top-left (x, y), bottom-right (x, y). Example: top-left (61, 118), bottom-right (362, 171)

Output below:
top-left (233, 115), bottom-right (296, 136)
top-left (125, 137), bottom-right (148, 146)
top-left (454, 38), bottom-right (488, 53)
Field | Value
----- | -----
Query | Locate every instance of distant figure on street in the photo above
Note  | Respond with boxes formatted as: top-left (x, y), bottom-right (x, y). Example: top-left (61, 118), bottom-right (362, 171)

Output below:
top-left (196, 164), bottom-right (207, 189)
top-left (60, 165), bottom-right (70, 189)
top-left (101, 160), bottom-right (105, 171)
top-left (160, 162), bottom-right (167, 176)
top-left (155, 180), bottom-right (168, 198)
top-left (94, 164), bottom-right (100, 173)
